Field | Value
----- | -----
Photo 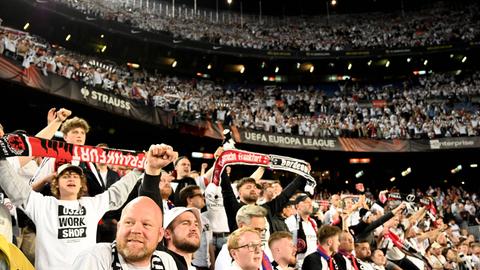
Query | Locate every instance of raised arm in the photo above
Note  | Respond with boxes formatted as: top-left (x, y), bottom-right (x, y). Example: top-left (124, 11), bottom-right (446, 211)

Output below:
top-left (0, 159), bottom-right (32, 207)
top-left (17, 108), bottom-right (71, 167)
top-left (138, 144), bottom-right (178, 209)
top-left (107, 144), bottom-right (178, 210)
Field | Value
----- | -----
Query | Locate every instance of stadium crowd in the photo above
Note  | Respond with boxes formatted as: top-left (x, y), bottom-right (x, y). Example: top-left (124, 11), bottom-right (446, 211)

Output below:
top-left (0, 113), bottom-right (479, 269)
top-left (1, 24), bottom-right (480, 141)
top-left (0, 9), bottom-right (480, 269)
top-left (50, 0), bottom-right (480, 51)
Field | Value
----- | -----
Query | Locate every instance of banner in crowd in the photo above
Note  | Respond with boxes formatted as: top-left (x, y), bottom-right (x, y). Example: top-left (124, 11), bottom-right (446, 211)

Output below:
top-left (235, 129), bottom-right (480, 151)
top-left (0, 133), bottom-right (146, 168)
top-left (1, 55), bottom-right (480, 152)
top-left (0, 56), bottom-right (174, 128)
top-left (211, 149), bottom-right (316, 194)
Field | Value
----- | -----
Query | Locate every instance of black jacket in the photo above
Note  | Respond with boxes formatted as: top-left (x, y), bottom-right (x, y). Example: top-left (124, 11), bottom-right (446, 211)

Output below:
top-left (221, 172), bottom-right (306, 232)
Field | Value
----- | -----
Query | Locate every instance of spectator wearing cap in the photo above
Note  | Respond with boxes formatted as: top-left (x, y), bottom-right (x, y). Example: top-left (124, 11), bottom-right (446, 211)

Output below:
top-left (285, 194), bottom-right (318, 269)
top-left (0, 143), bottom-right (176, 270)
top-left (270, 199), bottom-right (296, 233)
top-left (163, 206), bottom-right (202, 270)
top-left (72, 197), bottom-right (178, 270)
top-left (178, 185), bottom-right (214, 270)
top-left (302, 225), bottom-right (341, 270)
top-left (349, 202), bottom-right (406, 249)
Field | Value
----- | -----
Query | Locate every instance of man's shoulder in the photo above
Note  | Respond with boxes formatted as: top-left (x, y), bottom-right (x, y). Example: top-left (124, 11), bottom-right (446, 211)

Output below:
top-left (153, 250), bottom-right (179, 269)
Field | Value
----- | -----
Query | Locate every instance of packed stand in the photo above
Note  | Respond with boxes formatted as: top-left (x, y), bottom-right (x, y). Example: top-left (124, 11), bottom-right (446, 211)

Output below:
top-left (0, 111), bottom-right (479, 270)
top-left (51, 0), bottom-right (480, 51)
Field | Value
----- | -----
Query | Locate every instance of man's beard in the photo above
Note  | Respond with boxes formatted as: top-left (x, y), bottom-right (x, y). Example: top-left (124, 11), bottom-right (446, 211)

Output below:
top-left (117, 239), bottom-right (154, 263)
top-left (172, 236), bottom-right (200, 253)
top-left (242, 193), bottom-right (258, 204)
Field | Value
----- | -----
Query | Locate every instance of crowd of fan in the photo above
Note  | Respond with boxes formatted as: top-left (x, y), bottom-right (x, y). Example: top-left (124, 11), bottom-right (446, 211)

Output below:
top-left (0, 111), bottom-right (479, 269)
top-left (2, 25), bottom-right (480, 141)
top-left (51, 0), bottom-right (480, 51)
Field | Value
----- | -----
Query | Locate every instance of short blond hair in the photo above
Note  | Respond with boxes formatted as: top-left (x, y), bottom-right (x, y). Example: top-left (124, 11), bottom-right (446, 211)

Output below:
top-left (227, 227), bottom-right (260, 252)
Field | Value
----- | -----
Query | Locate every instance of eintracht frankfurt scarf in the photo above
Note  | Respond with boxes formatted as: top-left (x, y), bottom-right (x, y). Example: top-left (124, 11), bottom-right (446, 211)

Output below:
top-left (111, 241), bottom-right (165, 270)
top-left (211, 149), bottom-right (316, 194)
top-left (0, 134), bottom-right (146, 168)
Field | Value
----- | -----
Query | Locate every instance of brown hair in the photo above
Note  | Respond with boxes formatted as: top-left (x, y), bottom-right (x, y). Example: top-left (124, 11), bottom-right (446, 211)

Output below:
top-left (236, 177), bottom-right (257, 190)
top-left (60, 117), bottom-right (90, 134)
top-left (50, 169), bottom-right (88, 199)
top-left (317, 225), bottom-right (341, 245)
top-left (268, 231), bottom-right (292, 248)
top-left (178, 185), bottom-right (201, 207)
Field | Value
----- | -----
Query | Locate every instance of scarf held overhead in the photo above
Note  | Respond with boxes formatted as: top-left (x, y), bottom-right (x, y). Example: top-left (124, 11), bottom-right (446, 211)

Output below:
top-left (211, 149), bottom-right (316, 192)
top-left (0, 134), bottom-right (146, 169)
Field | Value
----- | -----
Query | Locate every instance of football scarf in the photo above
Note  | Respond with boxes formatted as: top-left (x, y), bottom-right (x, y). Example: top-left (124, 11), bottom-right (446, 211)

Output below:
top-left (211, 149), bottom-right (316, 194)
top-left (111, 241), bottom-right (165, 270)
top-left (0, 134), bottom-right (146, 168)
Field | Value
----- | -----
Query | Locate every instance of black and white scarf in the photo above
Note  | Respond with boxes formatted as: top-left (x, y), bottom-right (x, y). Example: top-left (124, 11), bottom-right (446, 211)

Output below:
top-left (111, 241), bottom-right (165, 270)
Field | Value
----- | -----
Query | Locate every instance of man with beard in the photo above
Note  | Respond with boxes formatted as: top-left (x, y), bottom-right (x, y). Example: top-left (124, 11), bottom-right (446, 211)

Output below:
top-left (221, 172), bottom-right (308, 234)
top-left (302, 225), bottom-right (341, 270)
top-left (163, 207), bottom-right (202, 270)
top-left (178, 185), bottom-right (214, 270)
top-left (268, 231), bottom-right (297, 270)
top-left (333, 231), bottom-right (360, 270)
top-left (285, 194), bottom-right (318, 269)
top-left (72, 196), bottom-right (177, 269)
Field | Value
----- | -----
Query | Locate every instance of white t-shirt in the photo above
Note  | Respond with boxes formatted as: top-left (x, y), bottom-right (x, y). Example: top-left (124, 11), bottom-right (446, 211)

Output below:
top-left (24, 191), bottom-right (110, 270)
top-left (204, 183), bottom-right (230, 233)
top-left (72, 242), bottom-right (178, 270)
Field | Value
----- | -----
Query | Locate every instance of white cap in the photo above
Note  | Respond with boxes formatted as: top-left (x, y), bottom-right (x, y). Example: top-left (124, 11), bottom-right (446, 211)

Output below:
top-left (163, 207), bottom-right (201, 230)
top-left (57, 164), bottom-right (83, 176)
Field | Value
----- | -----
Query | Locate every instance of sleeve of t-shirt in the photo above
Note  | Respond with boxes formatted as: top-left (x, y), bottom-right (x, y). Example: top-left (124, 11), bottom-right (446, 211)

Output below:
top-left (21, 191), bottom-right (46, 223)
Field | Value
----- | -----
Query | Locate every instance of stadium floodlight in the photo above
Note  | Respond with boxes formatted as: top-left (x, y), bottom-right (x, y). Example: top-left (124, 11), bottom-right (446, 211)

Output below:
top-left (401, 167), bottom-right (411, 177)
